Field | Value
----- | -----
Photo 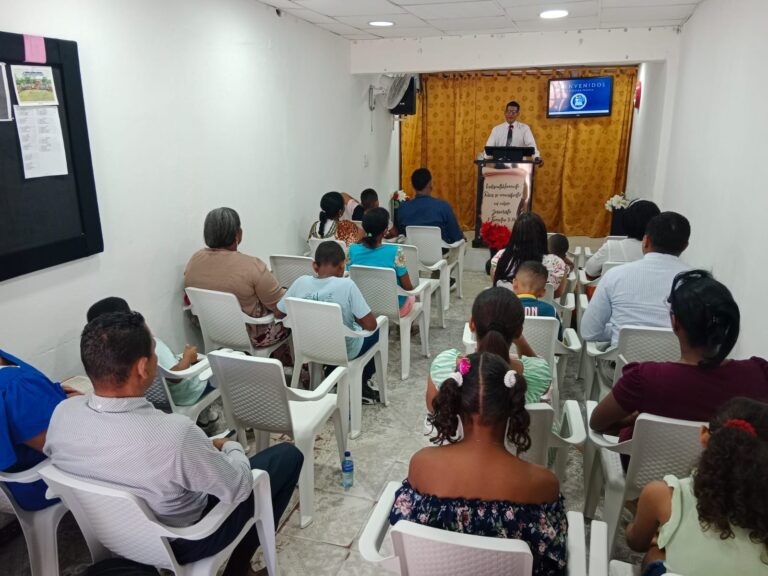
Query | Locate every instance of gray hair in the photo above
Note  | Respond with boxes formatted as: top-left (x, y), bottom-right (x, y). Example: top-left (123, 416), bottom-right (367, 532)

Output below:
top-left (203, 207), bottom-right (241, 248)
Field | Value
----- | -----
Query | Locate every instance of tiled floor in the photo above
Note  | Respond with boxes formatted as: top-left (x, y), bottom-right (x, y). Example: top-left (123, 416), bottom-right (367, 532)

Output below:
top-left (0, 270), bottom-right (639, 574)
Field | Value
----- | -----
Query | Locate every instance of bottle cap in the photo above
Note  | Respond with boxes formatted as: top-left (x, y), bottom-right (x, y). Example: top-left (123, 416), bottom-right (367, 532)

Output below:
top-left (344, 451), bottom-right (351, 457)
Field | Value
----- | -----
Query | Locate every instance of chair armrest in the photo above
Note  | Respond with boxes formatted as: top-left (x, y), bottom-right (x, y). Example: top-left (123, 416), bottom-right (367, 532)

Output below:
top-left (550, 400), bottom-right (587, 449)
top-left (398, 282), bottom-right (431, 298)
top-left (419, 259), bottom-right (448, 273)
top-left (585, 401), bottom-right (633, 453)
top-left (0, 459), bottom-right (48, 483)
top-left (578, 293), bottom-right (589, 314)
top-left (588, 519), bottom-right (609, 576)
top-left (288, 366), bottom-right (348, 402)
top-left (242, 312), bottom-right (275, 325)
top-left (566, 511), bottom-right (588, 576)
top-left (158, 357), bottom-right (211, 380)
top-left (585, 341), bottom-right (617, 360)
top-left (441, 239), bottom-right (466, 249)
top-left (556, 329), bottom-right (582, 355)
top-left (359, 481), bottom-right (401, 565)
top-left (340, 315), bottom-right (388, 340)
top-left (577, 269), bottom-right (593, 287)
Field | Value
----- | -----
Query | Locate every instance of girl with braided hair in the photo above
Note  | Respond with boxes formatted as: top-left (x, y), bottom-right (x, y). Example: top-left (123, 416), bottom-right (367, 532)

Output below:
top-left (426, 287), bottom-right (552, 411)
top-left (626, 397), bottom-right (768, 575)
top-left (392, 351), bottom-right (568, 576)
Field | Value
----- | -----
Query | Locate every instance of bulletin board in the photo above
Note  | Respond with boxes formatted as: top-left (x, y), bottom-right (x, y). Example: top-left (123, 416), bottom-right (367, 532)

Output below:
top-left (0, 30), bottom-right (102, 282)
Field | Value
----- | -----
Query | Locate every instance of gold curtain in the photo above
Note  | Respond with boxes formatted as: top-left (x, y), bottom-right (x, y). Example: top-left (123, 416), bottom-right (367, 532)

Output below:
top-left (399, 67), bottom-right (637, 237)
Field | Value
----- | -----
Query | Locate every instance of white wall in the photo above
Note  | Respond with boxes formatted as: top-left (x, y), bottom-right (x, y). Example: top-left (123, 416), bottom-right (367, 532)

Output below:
top-left (663, 0), bottom-right (768, 357)
top-left (350, 27), bottom-right (680, 74)
top-left (0, 0), bottom-right (399, 378)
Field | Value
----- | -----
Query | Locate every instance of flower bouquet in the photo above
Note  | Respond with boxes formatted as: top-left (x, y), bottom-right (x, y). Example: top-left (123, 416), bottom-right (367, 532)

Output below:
top-left (604, 194), bottom-right (630, 212)
top-left (479, 221), bottom-right (511, 251)
top-left (392, 189), bottom-right (408, 208)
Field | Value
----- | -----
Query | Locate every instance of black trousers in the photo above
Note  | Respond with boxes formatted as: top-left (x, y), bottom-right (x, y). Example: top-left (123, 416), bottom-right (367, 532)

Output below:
top-left (171, 443), bottom-right (303, 576)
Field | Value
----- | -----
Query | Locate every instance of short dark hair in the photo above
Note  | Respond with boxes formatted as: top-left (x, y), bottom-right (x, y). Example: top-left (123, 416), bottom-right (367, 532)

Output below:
top-left (411, 168), bottom-right (432, 192)
top-left (360, 188), bottom-right (378, 210)
top-left (87, 297), bottom-right (130, 323)
top-left (548, 233), bottom-right (569, 257)
top-left (204, 207), bottom-right (240, 249)
top-left (645, 212), bottom-right (690, 256)
top-left (505, 101), bottom-right (520, 111)
top-left (314, 240), bottom-right (345, 266)
top-left (515, 260), bottom-right (548, 291)
top-left (622, 200), bottom-right (661, 241)
top-left (81, 312), bottom-right (153, 386)
top-left (361, 207), bottom-right (390, 248)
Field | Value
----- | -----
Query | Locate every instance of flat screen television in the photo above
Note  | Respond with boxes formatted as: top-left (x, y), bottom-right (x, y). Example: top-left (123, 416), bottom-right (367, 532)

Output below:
top-left (547, 76), bottom-right (613, 118)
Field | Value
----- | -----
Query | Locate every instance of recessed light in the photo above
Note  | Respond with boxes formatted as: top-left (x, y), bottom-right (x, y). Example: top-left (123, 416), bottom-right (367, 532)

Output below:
top-left (369, 21), bottom-right (394, 27)
top-left (540, 9), bottom-right (569, 19)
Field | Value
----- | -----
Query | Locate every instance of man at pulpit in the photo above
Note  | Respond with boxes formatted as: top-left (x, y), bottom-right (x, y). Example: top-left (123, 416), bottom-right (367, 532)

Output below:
top-left (485, 101), bottom-right (543, 166)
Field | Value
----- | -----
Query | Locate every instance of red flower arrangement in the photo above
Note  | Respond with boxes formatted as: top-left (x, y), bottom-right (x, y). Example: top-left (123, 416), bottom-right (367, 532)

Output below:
top-left (479, 221), bottom-right (511, 250)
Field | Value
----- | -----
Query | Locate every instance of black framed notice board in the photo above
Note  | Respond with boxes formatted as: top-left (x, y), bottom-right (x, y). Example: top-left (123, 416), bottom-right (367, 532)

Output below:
top-left (0, 30), bottom-right (102, 282)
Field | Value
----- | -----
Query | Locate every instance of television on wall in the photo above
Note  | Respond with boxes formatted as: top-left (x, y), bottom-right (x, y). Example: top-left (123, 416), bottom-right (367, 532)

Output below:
top-left (547, 76), bottom-right (613, 118)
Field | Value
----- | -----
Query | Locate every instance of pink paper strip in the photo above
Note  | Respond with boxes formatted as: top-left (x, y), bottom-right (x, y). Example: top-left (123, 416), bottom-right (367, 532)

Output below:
top-left (23, 35), bottom-right (46, 64)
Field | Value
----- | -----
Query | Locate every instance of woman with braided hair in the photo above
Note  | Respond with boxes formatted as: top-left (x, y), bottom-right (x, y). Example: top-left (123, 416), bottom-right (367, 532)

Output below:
top-left (392, 351), bottom-right (568, 576)
top-left (426, 286), bottom-right (552, 411)
top-left (625, 397), bottom-right (768, 575)
top-left (591, 269), bottom-right (768, 443)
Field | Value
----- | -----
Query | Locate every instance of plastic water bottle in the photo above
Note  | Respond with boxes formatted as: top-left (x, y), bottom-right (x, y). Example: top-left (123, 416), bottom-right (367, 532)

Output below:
top-left (341, 450), bottom-right (354, 490)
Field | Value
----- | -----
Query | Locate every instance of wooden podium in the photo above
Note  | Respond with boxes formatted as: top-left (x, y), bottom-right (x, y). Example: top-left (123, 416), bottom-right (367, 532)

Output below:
top-left (473, 147), bottom-right (536, 248)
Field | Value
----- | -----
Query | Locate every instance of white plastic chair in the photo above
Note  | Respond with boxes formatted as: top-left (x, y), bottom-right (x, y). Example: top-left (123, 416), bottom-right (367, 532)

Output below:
top-left (359, 481), bottom-right (587, 576)
top-left (350, 265), bottom-right (430, 380)
top-left (0, 461), bottom-right (78, 576)
top-left (308, 237), bottom-right (347, 258)
top-left (283, 297), bottom-right (388, 440)
top-left (577, 261), bottom-right (623, 294)
top-left (405, 225), bottom-right (466, 309)
top-left (207, 350), bottom-right (347, 529)
top-left (400, 243), bottom-right (445, 329)
top-left (269, 254), bottom-right (314, 289)
top-left (39, 463), bottom-right (277, 576)
top-left (583, 402), bottom-right (705, 556)
top-left (185, 287), bottom-right (289, 359)
top-left (144, 349), bottom-right (221, 423)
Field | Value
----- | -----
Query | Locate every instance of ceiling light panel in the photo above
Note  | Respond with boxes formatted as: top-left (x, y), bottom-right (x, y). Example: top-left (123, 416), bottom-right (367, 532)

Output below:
top-left (336, 13), bottom-right (428, 27)
top-left (507, 2), bottom-right (597, 20)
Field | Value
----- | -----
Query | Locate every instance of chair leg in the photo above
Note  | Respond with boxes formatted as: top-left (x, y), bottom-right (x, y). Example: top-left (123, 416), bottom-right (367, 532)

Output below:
top-left (253, 476), bottom-right (278, 576)
top-left (440, 269), bottom-right (450, 312)
top-left (418, 311), bottom-right (429, 358)
top-left (350, 363), bottom-right (364, 439)
top-left (20, 505), bottom-right (66, 576)
top-left (457, 247), bottom-right (465, 299)
top-left (421, 291), bottom-right (432, 353)
top-left (331, 407), bottom-right (347, 465)
top-left (583, 444), bottom-right (602, 519)
top-left (603, 480), bottom-right (625, 558)
top-left (400, 320), bottom-right (412, 380)
top-left (436, 288), bottom-right (446, 328)
top-left (293, 431), bottom-right (316, 528)
top-left (373, 350), bottom-right (388, 407)
top-left (289, 355), bottom-right (303, 389)
top-left (255, 430), bottom-right (270, 453)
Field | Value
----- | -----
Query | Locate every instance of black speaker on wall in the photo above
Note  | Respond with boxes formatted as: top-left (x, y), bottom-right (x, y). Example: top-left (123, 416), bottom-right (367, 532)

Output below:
top-left (389, 78), bottom-right (416, 116)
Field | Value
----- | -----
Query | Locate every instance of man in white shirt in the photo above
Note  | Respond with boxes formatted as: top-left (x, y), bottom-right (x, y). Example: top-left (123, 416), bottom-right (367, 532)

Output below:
top-left (485, 100), bottom-right (542, 165)
top-left (580, 212), bottom-right (692, 347)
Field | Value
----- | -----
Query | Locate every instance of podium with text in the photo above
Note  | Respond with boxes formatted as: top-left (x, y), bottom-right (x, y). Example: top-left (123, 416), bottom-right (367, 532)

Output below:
top-left (473, 147), bottom-right (536, 248)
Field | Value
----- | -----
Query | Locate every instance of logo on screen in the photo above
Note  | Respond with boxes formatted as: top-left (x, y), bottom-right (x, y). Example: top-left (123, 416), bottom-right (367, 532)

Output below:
top-left (570, 93), bottom-right (587, 110)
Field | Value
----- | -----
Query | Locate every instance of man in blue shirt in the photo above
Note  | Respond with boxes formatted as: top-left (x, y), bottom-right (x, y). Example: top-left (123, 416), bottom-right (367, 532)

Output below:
top-left (397, 168), bottom-right (465, 244)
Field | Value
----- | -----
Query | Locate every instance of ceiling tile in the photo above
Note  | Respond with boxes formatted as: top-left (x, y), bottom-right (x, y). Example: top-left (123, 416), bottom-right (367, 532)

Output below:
top-left (260, 0), bottom-right (302, 8)
top-left (600, 19), bottom-right (683, 28)
top-left (293, 0), bottom-right (406, 16)
top-left (428, 16), bottom-right (517, 30)
top-left (514, 15), bottom-right (600, 31)
top-left (498, 0), bottom-right (591, 6)
top-left (284, 8), bottom-right (337, 23)
top-left (362, 25), bottom-right (449, 37)
top-left (343, 33), bottom-right (383, 39)
top-left (450, 26), bottom-right (522, 35)
top-left (602, 0), bottom-right (700, 6)
top-left (313, 21), bottom-right (367, 34)
top-left (336, 13), bottom-right (428, 27)
top-left (506, 2), bottom-right (599, 21)
top-left (601, 4), bottom-right (697, 21)
top-left (389, 0), bottom-right (479, 4)
top-left (404, 1), bottom-right (505, 20)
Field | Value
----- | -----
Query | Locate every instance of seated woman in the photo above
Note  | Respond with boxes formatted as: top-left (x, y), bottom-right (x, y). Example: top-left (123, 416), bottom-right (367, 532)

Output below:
top-left (308, 191), bottom-right (362, 247)
top-left (491, 212), bottom-right (568, 298)
top-left (427, 287), bottom-right (552, 410)
top-left (584, 199), bottom-right (660, 279)
top-left (348, 207), bottom-right (415, 317)
top-left (393, 351), bottom-right (567, 576)
top-left (591, 270), bottom-right (768, 442)
top-left (0, 349), bottom-right (79, 511)
top-left (626, 397), bottom-right (768, 576)
top-left (184, 207), bottom-right (290, 356)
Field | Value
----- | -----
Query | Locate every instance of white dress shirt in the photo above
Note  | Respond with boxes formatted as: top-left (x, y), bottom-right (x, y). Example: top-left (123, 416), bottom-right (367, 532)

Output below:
top-left (580, 252), bottom-right (691, 347)
top-left (44, 395), bottom-right (253, 527)
top-left (485, 121), bottom-right (540, 158)
top-left (584, 238), bottom-right (644, 277)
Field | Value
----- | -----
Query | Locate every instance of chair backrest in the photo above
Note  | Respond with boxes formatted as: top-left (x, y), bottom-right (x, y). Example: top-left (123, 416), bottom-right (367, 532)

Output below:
top-left (207, 351), bottom-right (294, 433)
top-left (601, 261), bottom-right (623, 275)
top-left (391, 520), bottom-right (533, 576)
top-left (605, 235), bottom-right (627, 242)
top-left (185, 287), bottom-right (252, 353)
top-left (613, 325), bottom-right (681, 383)
top-left (542, 283), bottom-right (555, 303)
top-left (144, 374), bottom-right (174, 413)
top-left (399, 244), bottom-right (426, 289)
top-left (39, 464), bottom-right (178, 569)
top-left (625, 413), bottom-right (705, 493)
top-left (507, 403), bottom-right (555, 467)
top-left (351, 220), bottom-right (364, 232)
top-left (283, 298), bottom-right (350, 367)
top-left (522, 317), bottom-right (559, 371)
top-left (269, 254), bottom-right (314, 289)
top-left (349, 265), bottom-right (402, 321)
top-left (405, 226), bottom-right (443, 265)
top-left (308, 237), bottom-right (346, 259)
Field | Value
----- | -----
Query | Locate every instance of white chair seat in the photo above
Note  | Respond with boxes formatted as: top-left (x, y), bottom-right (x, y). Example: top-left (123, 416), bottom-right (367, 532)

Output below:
top-left (405, 225), bottom-right (466, 310)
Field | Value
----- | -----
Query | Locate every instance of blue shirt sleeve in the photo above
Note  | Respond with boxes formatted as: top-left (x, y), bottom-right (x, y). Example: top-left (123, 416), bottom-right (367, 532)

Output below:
top-left (442, 201), bottom-right (464, 244)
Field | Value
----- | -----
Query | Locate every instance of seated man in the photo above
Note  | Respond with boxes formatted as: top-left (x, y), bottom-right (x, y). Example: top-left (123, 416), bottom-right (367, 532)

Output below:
top-left (0, 350), bottom-right (77, 511)
top-left (44, 312), bottom-right (303, 576)
top-left (343, 189), bottom-right (396, 239)
top-left (396, 168), bottom-right (464, 246)
top-left (86, 297), bottom-right (216, 420)
top-left (274, 241), bottom-right (380, 401)
top-left (511, 260), bottom-right (563, 340)
top-left (580, 212), bottom-right (692, 348)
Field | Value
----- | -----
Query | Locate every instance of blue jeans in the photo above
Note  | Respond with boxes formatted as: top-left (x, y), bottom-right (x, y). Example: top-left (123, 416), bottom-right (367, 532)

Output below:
top-left (642, 560), bottom-right (666, 576)
top-left (355, 331), bottom-right (380, 383)
top-left (171, 443), bottom-right (303, 575)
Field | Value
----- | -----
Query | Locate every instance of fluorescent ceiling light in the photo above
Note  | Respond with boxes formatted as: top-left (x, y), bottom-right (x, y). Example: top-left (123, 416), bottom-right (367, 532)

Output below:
top-left (540, 9), bottom-right (569, 19)
top-left (369, 21), bottom-right (394, 27)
